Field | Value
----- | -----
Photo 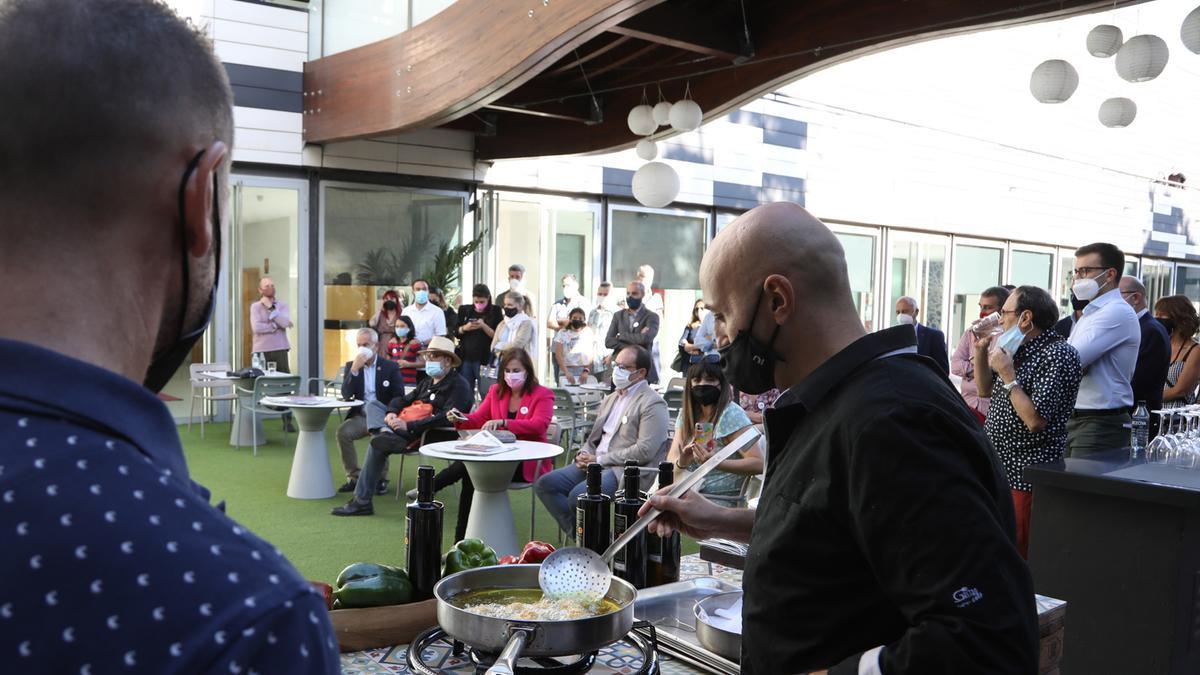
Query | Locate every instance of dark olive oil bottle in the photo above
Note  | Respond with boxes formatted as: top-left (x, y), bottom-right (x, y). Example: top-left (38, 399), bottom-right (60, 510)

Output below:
top-left (406, 465), bottom-right (443, 600)
top-left (613, 462), bottom-right (648, 588)
top-left (576, 463), bottom-right (612, 555)
top-left (646, 462), bottom-right (681, 586)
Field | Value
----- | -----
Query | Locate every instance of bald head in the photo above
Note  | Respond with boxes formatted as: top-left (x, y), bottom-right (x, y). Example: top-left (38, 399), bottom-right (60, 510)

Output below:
top-left (895, 296), bottom-right (919, 321)
top-left (1119, 276), bottom-right (1147, 312)
top-left (259, 277), bottom-right (276, 299)
top-left (700, 202), bottom-right (865, 389)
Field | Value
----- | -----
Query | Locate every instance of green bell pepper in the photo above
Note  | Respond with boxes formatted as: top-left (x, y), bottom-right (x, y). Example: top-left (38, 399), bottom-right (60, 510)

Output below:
top-left (333, 562), bottom-right (412, 608)
top-left (443, 538), bottom-right (499, 575)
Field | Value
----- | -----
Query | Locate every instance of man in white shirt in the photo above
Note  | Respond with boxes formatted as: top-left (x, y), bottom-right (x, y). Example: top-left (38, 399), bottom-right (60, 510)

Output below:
top-left (401, 278), bottom-right (447, 347)
top-left (548, 274), bottom-right (593, 382)
top-left (533, 345), bottom-right (670, 533)
top-left (1066, 242), bottom-right (1141, 456)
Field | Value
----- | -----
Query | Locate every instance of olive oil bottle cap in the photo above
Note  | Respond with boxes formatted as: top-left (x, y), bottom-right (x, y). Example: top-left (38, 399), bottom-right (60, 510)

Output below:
top-left (416, 465), bottom-right (435, 503)
top-left (658, 461), bottom-right (674, 488)
top-left (586, 462), bottom-right (603, 494)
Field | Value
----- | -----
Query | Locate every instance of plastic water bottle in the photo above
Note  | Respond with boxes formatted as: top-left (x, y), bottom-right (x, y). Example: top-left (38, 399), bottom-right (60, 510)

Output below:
top-left (1131, 401), bottom-right (1149, 459)
top-left (252, 352), bottom-right (263, 372)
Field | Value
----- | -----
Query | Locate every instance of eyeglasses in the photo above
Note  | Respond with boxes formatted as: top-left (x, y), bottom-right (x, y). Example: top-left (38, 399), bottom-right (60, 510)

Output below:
top-left (1070, 266), bottom-right (1109, 278)
top-left (998, 309), bottom-right (1020, 316)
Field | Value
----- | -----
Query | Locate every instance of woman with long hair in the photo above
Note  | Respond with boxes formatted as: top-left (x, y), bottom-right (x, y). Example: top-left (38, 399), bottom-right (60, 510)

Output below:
top-left (413, 348), bottom-right (554, 541)
top-left (387, 314), bottom-right (424, 388)
top-left (370, 289), bottom-right (402, 358)
top-left (666, 358), bottom-right (763, 504)
top-left (553, 307), bottom-right (597, 385)
top-left (1155, 295), bottom-right (1200, 408)
top-left (454, 283), bottom-right (502, 397)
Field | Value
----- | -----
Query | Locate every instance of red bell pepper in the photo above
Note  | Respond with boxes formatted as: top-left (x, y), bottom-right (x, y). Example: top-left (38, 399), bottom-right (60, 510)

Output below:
top-left (498, 555), bottom-right (520, 564)
top-left (310, 581), bottom-right (334, 610)
top-left (517, 541), bottom-right (555, 564)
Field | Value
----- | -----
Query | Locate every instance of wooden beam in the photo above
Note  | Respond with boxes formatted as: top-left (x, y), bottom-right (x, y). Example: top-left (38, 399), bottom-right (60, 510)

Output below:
top-left (483, 104), bottom-right (595, 124)
top-left (548, 35), bottom-right (632, 75)
top-left (608, 25), bottom-right (741, 61)
top-left (572, 42), bottom-right (659, 81)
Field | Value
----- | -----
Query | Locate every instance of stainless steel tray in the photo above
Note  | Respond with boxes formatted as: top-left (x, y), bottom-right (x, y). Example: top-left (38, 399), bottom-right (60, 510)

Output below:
top-left (634, 577), bottom-right (741, 675)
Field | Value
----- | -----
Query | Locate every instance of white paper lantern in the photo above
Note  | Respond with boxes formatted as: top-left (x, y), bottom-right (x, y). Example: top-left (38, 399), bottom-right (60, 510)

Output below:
top-left (635, 139), bottom-right (658, 160)
top-left (1086, 24), bottom-right (1123, 57)
top-left (668, 99), bottom-right (703, 131)
top-left (627, 105), bottom-right (657, 136)
top-left (1029, 60), bottom-right (1079, 103)
top-left (1115, 34), bottom-right (1169, 82)
top-left (652, 101), bottom-right (673, 125)
top-left (1098, 97), bottom-right (1137, 127)
top-left (1182, 6), bottom-right (1200, 55)
top-left (631, 162), bottom-right (680, 208)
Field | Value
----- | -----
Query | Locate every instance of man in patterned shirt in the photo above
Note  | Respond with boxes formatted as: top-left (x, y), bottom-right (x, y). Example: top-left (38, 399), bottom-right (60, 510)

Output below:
top-left (0, 0), bottom-right (337, 672)
top-left (975, 285), bottom-right (1082, 558)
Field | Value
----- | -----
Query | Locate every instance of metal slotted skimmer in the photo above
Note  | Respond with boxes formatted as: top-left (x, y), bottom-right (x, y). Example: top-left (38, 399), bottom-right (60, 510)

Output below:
top-left (539, 430), bottom-right (760, 604)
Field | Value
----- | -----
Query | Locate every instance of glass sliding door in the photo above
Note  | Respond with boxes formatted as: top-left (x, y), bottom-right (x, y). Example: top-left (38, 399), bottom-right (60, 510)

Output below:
top-left (320, 183), bottom-right (467, 381)
top-left (951, 241), bottom-right (1003, 339)
top-left (1176, 264), bottom-right (1200, 304)
top-left (828, 227), bottom-right (879, 332)
top-left (1009, 248), bottom-right (1053, 289)
top-left (1143, 259), bottom-right (1174, 309)
top-left (887, 232), bottom-right (948, 332)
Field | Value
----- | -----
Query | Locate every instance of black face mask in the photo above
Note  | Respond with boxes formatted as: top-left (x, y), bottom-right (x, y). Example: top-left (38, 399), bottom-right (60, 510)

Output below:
top-left (569, 319), bottom-right (585, 330)
top-left (719, 288), bottom-right (784, 395)
top-left (626, 296), bottom-right (643, 310)
top-left (1158, 317), bottom-right (1177, 335)
top-left (1069, 291), bottom-right (1089, 313)
top-left (690, 384), bottom-right (721, 407)
top-left (144, 150), bottom-right (220, 392)
top-left (504, 307), bottom-right (519, 318)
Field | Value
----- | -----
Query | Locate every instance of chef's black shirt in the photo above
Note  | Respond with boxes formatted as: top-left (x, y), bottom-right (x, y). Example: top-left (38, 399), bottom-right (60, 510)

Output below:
top-left (743, 326), bottom-right (1037, 674)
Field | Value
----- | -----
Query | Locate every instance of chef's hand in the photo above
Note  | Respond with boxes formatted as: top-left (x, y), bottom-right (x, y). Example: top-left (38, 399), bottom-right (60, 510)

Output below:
top-left (641, 489), bottom-right (729, 540)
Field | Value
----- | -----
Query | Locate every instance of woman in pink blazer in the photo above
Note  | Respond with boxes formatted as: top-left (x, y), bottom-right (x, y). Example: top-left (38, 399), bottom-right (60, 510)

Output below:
top-left (412, 347), bottom-right (554, 541)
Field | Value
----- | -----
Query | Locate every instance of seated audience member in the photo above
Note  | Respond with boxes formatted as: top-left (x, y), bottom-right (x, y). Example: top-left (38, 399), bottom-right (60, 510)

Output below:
top-left (331, 337), bottom-right (472, 516)
top-left (1155, 295), bottom-right (1200, 409)
top-left (738, 388), bottom-right (781, 425)
top-left (548, 274), bottom-right (593, 381)
top-left (534, 345), bottom-right (670, 533)
top-left (951, 286), bottom-right (1010, 422)
top-left (554, 307), bottom-right (597, 385)
top-left (389, 315), bottom-right (424, 387)
top-left (413, 348), bottom-right (554, 540)
top-left (336, 328), bottom-right (404, 495)
top-left (668, 359), bottom-right (762, 505)
top-left (454, 283), bottom-right (502, 396)
top-left (975, 286), bottom-right (1081, 558)
top-left (895, 295), bottom-right (949, 374)
top-left (0, 0), bottom-right (336, 670)
top-left (1120, 277), bottom-right (1170, 429)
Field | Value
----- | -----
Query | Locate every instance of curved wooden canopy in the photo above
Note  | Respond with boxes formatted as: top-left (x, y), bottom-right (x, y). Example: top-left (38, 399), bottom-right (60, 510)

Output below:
top-left (303, 0), bottom-right (1125, 160)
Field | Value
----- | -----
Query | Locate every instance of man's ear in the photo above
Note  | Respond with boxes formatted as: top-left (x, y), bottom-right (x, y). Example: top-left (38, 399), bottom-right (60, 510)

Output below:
top-left (182, 140), bottom-right (228, 258)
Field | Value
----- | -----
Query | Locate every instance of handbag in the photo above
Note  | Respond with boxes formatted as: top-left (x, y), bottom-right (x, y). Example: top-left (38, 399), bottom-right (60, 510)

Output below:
top-left (399, 402), bottom-right (434, 423)
top-left (670, 347), bottom-right (689, 374)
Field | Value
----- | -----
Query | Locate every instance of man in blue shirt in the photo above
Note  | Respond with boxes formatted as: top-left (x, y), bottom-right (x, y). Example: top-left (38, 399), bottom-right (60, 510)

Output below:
top-left (0, 1), bottom-right (337, 672)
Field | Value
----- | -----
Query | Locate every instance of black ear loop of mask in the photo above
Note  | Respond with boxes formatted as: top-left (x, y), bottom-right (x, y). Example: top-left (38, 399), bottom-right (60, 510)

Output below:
top-left (143, 150), bottom-right (221, 391)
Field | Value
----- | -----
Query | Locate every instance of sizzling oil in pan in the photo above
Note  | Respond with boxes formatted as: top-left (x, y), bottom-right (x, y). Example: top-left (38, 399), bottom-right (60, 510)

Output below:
top-left (450, 588), bottom-right (622, 621)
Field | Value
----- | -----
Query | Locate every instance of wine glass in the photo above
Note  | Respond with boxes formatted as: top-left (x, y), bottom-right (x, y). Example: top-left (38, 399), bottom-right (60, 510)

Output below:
top-left (1147, 409), bottom-right (1175, 463)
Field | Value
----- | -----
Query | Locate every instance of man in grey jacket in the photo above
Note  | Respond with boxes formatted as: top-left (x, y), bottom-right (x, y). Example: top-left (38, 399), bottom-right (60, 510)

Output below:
top-left (534, 345), bottom-right (670, 533)
top-left (607, 281), bottom-right (661, 383)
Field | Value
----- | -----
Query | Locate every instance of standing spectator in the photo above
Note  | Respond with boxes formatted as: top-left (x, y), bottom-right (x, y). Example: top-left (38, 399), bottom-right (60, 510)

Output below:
top-left (335, 328), bottom-right (403, 495)
top-left (589, 281), bottom-right (617, 379)
top-left (401, 278), bottom-right (447, 346)
top-left (455, 283), bottom-right (502, 397)
top-left (676, 299), bottom-right (717, 372)
top-left (0, 0), bottom-right (337, 670)
top-left (498, 263), bottom-right (536, 316)
top-left (974, 286), bottom-right (1081, 558)
top-left (1053, 292), bottom-right (1088, 338)
top-left (369, 295), bottom-right (402, 359)
top-left (951, 286), bottom-right (1011, 422)
top-left (607, 281), bottom-right (661, 383)
top-left (428, 287), bottom-right (458, 336)
top-left (251, 275), bottom-right (294, 431)
top-left (554, 308), bottom-right (597, 385)
top-left (389, 315), bottom-right (424, 388)
top-left (1154, 295), bottom-right (1200, 409)
top-left (895, 295), bottom-right (949, 374)
top-left (636, 264), bottom-right (665, 375)
top-left (1066, 242), bottom-right (1141, 457)
top-left (547, 274), bottom-right (592, 381)
top-left (738, 389), bottom-right (782, 425)
top-left (491, 292), bottom-right (537, 368)
top-left (668, 360), bottom-right (762, 505)
top-left (1119, 277), bottom-right (1170, 424)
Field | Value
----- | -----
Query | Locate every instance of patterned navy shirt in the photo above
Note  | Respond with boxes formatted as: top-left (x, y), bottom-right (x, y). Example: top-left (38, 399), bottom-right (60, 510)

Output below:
top-left (0, 338), bottom-right (338, 673)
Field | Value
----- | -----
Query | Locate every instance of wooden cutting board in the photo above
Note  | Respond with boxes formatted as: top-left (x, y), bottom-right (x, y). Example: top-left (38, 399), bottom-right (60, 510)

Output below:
top-left (329, 599), bottom-right (439, 653)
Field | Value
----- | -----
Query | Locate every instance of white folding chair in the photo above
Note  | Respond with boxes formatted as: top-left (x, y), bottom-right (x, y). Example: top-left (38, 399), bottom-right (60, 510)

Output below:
top-left (188, 362), bottom-right (236, 439)
top-left (236, 376), bottom-right (300, 455)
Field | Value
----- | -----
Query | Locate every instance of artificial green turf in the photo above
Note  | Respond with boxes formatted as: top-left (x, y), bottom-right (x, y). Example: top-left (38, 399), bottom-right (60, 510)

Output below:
top-left (179, 421), bottom-right (698, 583)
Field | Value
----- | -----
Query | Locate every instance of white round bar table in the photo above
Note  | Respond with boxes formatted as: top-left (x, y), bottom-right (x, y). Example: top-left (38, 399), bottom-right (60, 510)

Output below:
top-left (261, 396), bottom-right (362, 499)
top-left (419, 439), bottom-right (563, 557)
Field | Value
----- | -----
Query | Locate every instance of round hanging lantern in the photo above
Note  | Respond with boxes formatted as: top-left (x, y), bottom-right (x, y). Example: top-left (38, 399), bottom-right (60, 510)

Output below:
top-left (1182, 6), bottom-right (1200, 55)
top-left (627, 105), bottom-right (657, 136)
top-left (1098, 97), bottom-right (1137, 127)
top-left (1086, 24), bottom-right (1123, 57)
top-left (631, 162), bottom-right (680, 208)
top-left (1115, 34), bottom-right (1169, 82)
top-left (635, 139), bottom-right (658, 161)
top-left (668, 99), bottom-right (703, 131)
top-left (1029, 60), bottom-right (1079, 103)
top-left (652, 101), bottom-right (673, 125)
